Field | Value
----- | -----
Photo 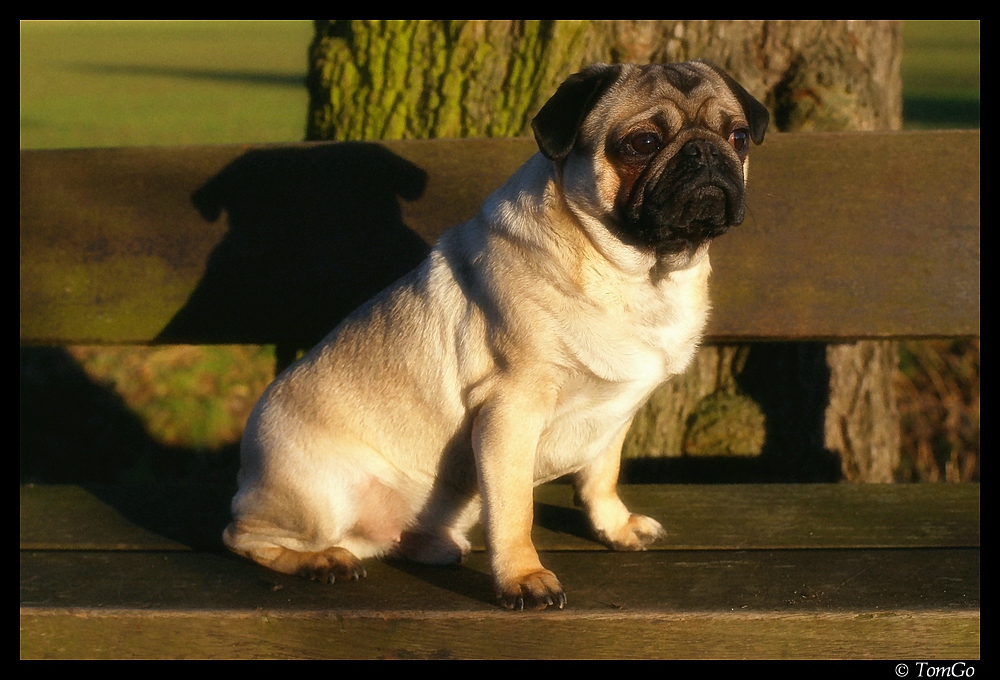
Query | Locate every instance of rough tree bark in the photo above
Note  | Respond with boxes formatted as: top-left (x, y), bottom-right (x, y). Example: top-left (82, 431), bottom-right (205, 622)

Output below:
top-left (306, 20), bottom-right (902, 482)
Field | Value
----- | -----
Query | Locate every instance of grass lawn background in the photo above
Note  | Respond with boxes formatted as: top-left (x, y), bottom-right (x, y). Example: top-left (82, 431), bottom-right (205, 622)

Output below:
top-left (20, 21), bottom-right (979, 483)
top-left (20, 20), bottom-right (312, 148)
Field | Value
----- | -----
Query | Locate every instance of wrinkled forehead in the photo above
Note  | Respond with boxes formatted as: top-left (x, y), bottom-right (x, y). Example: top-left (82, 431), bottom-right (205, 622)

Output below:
top-left (584, 63), bottom-right (744, 137)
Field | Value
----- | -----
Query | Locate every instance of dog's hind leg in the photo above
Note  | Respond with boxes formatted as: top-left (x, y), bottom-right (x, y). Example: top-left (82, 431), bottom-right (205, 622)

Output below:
top-left (223, 459), bottom-right (415, 582)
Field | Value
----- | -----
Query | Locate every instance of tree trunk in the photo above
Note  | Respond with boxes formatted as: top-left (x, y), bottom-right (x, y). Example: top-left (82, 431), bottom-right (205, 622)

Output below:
top-left (307, 20), bottom-right (902, 482)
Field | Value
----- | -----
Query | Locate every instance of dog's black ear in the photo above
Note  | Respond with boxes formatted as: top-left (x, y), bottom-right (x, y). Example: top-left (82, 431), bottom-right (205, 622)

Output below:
top-left (696, 60), bottom-right (769, 145)
top-left (532, 65), bottom-right (622, 162)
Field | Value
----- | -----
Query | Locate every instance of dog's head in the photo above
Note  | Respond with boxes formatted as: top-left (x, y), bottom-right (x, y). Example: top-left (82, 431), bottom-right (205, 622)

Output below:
top-left (533, 61), bottom-right (768, 257)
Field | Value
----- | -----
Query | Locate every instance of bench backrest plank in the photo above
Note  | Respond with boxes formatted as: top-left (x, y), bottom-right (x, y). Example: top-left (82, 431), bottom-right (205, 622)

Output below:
top-left (20, 131), bottom-right (979, 344)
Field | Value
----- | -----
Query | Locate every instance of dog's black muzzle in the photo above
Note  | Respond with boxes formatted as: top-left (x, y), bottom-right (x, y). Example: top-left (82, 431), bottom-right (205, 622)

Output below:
top-left (625, 138), bottom-right (746, 251)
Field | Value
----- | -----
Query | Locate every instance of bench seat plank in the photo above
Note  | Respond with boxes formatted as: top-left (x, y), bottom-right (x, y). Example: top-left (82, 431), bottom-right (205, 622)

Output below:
top-left (21, 484), bottom-right (980, 657)
top-left (20, 483), bottom-right (980, 552)
top-left (20, 547), bottom-right (979, 659)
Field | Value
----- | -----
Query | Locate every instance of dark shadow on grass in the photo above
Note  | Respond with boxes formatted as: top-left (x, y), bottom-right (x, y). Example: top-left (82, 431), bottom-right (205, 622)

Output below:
top-left (20, 346), bottom-right (237, 550)
top-left (904, 96), bottom-right (981, 128)
top-left (71, 63), bottom-right (305, 88)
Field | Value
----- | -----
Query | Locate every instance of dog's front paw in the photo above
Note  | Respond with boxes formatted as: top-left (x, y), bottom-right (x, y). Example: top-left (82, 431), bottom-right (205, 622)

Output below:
top-left (599, 513), bottom-right (666, 551)
top-left (497, 569), bottom-right (566, 611)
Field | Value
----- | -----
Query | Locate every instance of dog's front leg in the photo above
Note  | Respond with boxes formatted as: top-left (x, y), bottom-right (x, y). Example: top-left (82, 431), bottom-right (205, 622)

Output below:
top-left (473, 391), bottom-right (565, 611)
top-left (574, 419), bottom-right (666, 550)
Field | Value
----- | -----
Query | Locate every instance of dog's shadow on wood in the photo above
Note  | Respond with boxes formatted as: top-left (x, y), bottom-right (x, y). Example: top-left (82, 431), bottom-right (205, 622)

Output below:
top-left (23, 143), bottom-right (435, 548)
top-left (158, 143), bottom-right (432, 369)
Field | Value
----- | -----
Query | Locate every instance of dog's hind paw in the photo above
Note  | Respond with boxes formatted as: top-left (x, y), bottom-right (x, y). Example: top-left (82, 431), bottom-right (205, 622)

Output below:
top-left (271, 546), bottom-right (367, 584)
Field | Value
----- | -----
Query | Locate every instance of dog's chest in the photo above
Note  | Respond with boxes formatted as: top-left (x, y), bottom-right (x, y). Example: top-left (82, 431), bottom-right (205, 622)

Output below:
top-left (533, 367), bottom-right (659, 481)
top-left (560, 259), bottom-right (711, 383)
top-left (531, 264), bottom-right (710, 480)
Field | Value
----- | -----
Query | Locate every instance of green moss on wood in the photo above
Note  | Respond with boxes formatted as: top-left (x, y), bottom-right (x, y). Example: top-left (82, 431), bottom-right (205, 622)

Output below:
top-left (307, 20), bottom-right (594, 142)
top-left (682, 390), bottom-right (766, 457)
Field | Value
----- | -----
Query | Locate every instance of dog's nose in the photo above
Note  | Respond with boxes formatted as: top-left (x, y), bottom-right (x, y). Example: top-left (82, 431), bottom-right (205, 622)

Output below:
top-left (681, 139), bottom-right (721, 164)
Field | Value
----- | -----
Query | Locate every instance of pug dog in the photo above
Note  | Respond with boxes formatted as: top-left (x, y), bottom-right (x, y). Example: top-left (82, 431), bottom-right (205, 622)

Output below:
top-left (224, 61), bottom-right (768, 610)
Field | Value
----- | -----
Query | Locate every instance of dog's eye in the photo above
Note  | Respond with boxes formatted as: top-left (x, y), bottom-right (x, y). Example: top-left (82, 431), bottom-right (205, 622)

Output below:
top-left (626, 132), bottom-right (661, 157)
top-left (729, 128), bottom-right (750, 156)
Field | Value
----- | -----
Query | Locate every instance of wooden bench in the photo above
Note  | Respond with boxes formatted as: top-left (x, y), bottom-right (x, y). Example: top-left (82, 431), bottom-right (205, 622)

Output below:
top-left (20, 131), bottom-right (980, 659)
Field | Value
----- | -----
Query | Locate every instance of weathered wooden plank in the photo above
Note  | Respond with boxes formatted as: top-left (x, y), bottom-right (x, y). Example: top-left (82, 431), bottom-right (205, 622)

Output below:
top-left (712, 130), bottom-right (980, 340)
top-left (21, 483), bottom-right (980, 552)
top-left (20, 131), bottom-right (979, 344)
top-left (21, 548), bottom-right (981, 614)
top-left (19, 484), bottom-right (203, 551)
top-left (21, 608), bottom-right (980, 660)
top-left (20, 548), bottom-right (979, 659)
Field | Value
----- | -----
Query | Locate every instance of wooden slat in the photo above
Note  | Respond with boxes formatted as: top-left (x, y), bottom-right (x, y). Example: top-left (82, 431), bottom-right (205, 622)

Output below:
top-left (21, 484), bottom-right (980, 552)
top-left (21, 483), bottom-right (980, 658)
top-left (19, 484), bottom-right (205, 551)
top-left (20, 131), bottom-right (979, 345)
top-left (713, 130), bottom-right (980, 340)
top-left (20, 548), bottom-right (979, 659)
top-left (22, 607), bottom-right (980, 660)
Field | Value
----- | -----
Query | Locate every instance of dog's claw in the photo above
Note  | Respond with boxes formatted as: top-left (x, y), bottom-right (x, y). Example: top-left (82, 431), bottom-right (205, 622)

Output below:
top-left (284, 546), bottom-right (366, 585)
top-left (498, 569), bottom-right (565, 611)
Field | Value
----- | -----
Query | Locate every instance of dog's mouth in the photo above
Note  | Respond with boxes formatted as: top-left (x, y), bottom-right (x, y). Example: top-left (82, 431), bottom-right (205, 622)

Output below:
top-left (618, 138), bottom-right (746, 251)
top-left (676, 184), bottom-right (735, 232)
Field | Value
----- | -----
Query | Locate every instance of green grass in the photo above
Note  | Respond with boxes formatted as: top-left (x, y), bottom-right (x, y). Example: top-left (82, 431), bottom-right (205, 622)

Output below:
top-left (20, 20), bottom-right (312, 149)
top-left (21, 20), bottom-right (981, 151)
top-left (902, 20), bottom-right (980, 128)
